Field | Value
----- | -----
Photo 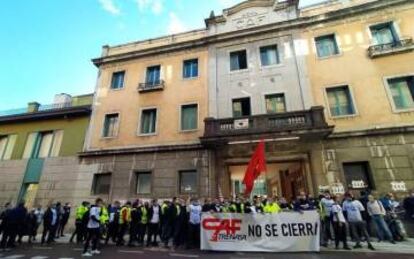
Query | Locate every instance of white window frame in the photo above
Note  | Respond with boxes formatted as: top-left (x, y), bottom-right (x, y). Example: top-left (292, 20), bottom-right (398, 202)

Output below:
top-left (179, 102), bottom-right (199, 133)
top-left (101, 112), bottom-right (120, 139)
top-left (383, 73), bottom-right (414, 113)
top-left (138, 107), bottom-right (159, 136)
top-left (313, 32), bottom-right (342, 60)
top-left (109, 69), bottom-right (127, 91)
top-left (182, 57), bottom-right (200, 80)
top-left (323, 84), bottom-right (359, 119)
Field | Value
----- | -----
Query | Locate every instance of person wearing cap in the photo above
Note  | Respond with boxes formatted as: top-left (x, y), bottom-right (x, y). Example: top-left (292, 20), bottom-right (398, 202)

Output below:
top-left (342, 192), bottom-right (374, 250)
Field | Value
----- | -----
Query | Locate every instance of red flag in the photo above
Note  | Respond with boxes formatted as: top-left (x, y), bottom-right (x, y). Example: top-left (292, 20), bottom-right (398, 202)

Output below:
top-left (242, 140), bottom-right (267, 196)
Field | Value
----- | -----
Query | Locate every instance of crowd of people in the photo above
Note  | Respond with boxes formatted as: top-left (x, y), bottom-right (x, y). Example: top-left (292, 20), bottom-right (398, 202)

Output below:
top-left (0, 190), bottom-right (413, 257)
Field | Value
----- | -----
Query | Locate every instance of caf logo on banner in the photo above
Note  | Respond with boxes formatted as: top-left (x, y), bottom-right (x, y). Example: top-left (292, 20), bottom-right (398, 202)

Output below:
top-left (202, 218), bottom-right (243, 242)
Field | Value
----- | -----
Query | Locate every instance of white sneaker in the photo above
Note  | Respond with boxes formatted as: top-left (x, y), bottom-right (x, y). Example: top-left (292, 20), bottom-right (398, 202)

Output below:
top-left (92, 250), bottom-right (101, 255)
top-left (82, 252), bottom-right (93, 257)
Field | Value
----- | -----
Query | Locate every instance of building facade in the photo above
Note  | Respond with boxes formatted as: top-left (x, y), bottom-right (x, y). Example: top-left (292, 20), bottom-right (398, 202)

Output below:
top-left (80, 31), bottom-right (213, 201)
top-left (302, 0), bottom-right (414, 196)
top-left (0, 94), bottom-right (93, 208)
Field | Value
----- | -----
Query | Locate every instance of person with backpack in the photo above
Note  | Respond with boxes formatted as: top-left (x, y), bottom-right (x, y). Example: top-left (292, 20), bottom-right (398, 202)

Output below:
top-left (82, 198), bottom-right (103, 257)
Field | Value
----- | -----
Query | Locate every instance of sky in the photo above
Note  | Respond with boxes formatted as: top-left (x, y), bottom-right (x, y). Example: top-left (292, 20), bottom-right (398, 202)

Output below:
top-left (0, 0), bottom-right (326, 110)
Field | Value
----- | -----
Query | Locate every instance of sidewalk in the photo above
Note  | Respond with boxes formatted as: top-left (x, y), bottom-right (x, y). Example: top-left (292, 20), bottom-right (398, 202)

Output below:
top-left (46, 234), bottom-right (414, 255)
top-left (322, 239), bottom-right (414, 254)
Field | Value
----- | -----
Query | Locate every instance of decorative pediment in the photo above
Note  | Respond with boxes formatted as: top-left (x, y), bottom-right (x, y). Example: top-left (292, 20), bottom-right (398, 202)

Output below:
top-left (205, 0), bottom-right (299, 33)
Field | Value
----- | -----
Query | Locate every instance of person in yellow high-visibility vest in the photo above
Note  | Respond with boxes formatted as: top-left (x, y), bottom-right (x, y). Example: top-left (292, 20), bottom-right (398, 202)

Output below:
top-left (69, 201), bottom-right (89, 243)
top-left (116, 201), bottom-right (131, 246)
top-left (138, 201), bottom-right (149, 245)
top-left (264, 197), bottom-right (281, 214)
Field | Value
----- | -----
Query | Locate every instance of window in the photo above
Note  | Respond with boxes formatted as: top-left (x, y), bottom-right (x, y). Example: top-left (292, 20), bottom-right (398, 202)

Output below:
top-left (387, 76), bottom-right (414, 110)
top-left (370, 22), bottom-right (398, 45)
top-left (110, 71), bottom-right (125, 89)
top-left (145, 65), bottom-right (161, 85)
top-left (181, 104), bottom-right (198, 131)
top-left (183, 59), bottom-right (198, 78)
top-left (136, 172), bottom-right (151, 194)
top-left (22, 131), bottom-right (62, 159)
top-left (232, 97), bottom-right (251, 117)
top-left (140, 108), bottom-right (157, 134)
top-left (103, 113), bottom-right (119, 138)
top-left (0, 135), bottom-right (16, 160)
top-left (315, 34), bottom-right (339, 58)
top-left (260, 45), bottom-right (280, 66)
top-left (92, 173), bottom-right (111, 195)
top-left (265, 94), bottom-right (286, 113)
top-left (326, 86), bottom-right (355, 117)
top-left (343, 162), bottom-right (374, 190)
top-left (179, 170), bottom-right (197, 194)
top-left (230, 50), bottom-right (248, 71)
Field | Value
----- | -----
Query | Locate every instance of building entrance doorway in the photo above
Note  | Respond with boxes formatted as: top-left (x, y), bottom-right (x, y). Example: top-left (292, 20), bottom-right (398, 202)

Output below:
top-left (229, 161), bottom-right (308, 201)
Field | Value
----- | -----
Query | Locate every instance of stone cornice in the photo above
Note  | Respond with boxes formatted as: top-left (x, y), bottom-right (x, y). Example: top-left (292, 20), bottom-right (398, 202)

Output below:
top-left (0, 105), bottom-right (92, 124)
top-left (92, 0), bottom-right (411, 67)
top-left (329, 125), bottom-right (414, 139)
top-left (79, 143), bottom-right (204, 157)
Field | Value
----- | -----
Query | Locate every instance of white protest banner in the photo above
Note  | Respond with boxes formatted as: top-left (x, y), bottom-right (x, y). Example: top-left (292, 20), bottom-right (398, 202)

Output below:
top-left (201, 211), bottom-right (320, 252)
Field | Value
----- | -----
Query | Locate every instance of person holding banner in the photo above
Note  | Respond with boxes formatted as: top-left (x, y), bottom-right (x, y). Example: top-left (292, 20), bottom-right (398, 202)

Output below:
top-left (331, 195), bottom-right (351, 250)
top-left (263, 197), bottom-right (281, 214)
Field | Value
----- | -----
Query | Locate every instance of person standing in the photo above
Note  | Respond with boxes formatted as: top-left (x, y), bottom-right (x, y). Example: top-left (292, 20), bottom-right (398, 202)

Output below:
top-left (82, 198), bottom-right (103, 257)
top-left (58, 203), bottom-right (71, 237)
top-left (128, 201), bottom-right (139, 247)
top-left (342, 193), bottom-right (374, 250)
top-left (0, 203), bottom-right (15, 251)
top-left (331, 195), bottom-right (351, 250)
top-left (117, 201), bottom-right (131, 246)
top-left (320, 191), bottom-right (334, 247)
top-left (137, 201), bottom-right (149, 246)
top-left (403, 190), bottom-right (414, 221)
top-left (70, 201), bottom-right (89, 243)
top-left (0, 203), bottom-right (11, 238)
top-left (106, 201), bottom-right (120, 245)
top-left (42, 202), bottom-right (58, 245)
top-left (187, 198), bottom-right (202, 249)
top-left (367, 194), bottom-right (396, 244)
top-left (33, 205), bottom-right (44, 242)
top-left (147, 199), bottom-right (161, 247)
top-left (293, 192), bottom-right (315, 212)
top-left (263, 197), bottom-right (281, 214)
top-left (230, 197), bottom-right (245, 213)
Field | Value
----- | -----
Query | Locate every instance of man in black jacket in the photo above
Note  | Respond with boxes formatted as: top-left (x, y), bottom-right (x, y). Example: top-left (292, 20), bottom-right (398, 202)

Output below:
top-left (0, 202), bottom-right (11, 237)
top-left (128, 201), bottom-right (139, 247)
top-left (147, 199), bottom-right (161, 247)
top-left (42, 202), bottom-right (58, 245)
top-left (57, 202), bottom-right (71, 237)
top-left (0, 202), bottom-right (14, 251)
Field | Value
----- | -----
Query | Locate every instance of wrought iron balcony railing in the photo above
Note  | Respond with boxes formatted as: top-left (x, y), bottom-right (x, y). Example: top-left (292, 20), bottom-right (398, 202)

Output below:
top-left (137, 80), bottom-right (165, 93)
top-left (368, 38), bottom-right (414, 58)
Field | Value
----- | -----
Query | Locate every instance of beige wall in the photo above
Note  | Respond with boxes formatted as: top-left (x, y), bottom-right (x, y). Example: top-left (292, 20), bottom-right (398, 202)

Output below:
top-left (304, 4), bottom-right (414, 132)
top-left (88, 47), bottom-right (208, 150)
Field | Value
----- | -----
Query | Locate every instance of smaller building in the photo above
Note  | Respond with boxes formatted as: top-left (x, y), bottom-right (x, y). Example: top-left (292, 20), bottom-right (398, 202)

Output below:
top-left (0, 93), bottom-right (93, 208)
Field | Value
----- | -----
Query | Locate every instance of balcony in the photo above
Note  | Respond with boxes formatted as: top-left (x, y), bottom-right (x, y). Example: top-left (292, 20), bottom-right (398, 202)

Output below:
top-left (201, 106), bottom-right (333, 146)
top-left (368, 38), bottom-right (414, 58)
top-left (138, 80), bottom-right (165, 93)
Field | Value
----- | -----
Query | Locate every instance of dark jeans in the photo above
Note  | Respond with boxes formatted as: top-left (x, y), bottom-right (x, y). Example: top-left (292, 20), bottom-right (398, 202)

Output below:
top-left (128, 223), bottom-right (138, 245)
top-left (372, 215), bottom-right (393, 241)
top-left (138, 223), bottom-right (147, 244)
top-left (41, 224), bottom-right (57, 244)
top-left (147, 223), bottom-right (159, 245)
top-left (117, 224), bottom-right (128, 245)
top-left (0, 223), bottom-right (17, 249)
top-left (83, 228), bottom-right (100, 253)
top-left (187, 223), bottom-right (200, 249)
top-left (106, 222), bottom-right (118, 244)
top-left (70, 221), bottom-right (86, 243)
top-left (333, 221), bottom-right (348, 248)
top-left (162, 222), bottom-right (173, 246)
top-left (349, 221), bottom-right (371, 245)
top-left (321, 217), bottom-right (333, 245)
top-left (57, 220), bottom-right (68, 236)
